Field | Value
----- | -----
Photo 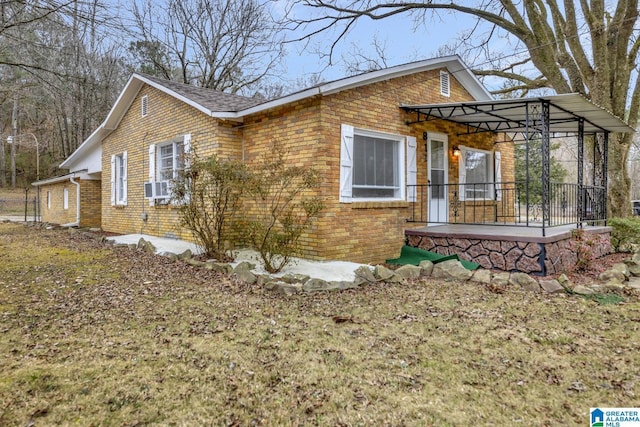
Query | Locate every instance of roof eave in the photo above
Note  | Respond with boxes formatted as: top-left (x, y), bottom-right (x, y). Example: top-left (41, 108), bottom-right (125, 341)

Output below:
top-left (226, 55), bottom-right (491, 119)
top-left (128, 74), bottom-right (215, 120)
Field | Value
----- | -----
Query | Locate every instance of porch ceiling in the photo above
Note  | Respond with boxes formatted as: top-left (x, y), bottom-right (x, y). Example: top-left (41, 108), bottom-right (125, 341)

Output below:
top-left (401, 93), bottom-right (635, 135)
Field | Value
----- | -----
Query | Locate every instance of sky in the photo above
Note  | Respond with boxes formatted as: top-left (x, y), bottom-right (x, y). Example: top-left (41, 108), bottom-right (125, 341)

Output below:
top-left (279, 4), bottom-right (486, 85)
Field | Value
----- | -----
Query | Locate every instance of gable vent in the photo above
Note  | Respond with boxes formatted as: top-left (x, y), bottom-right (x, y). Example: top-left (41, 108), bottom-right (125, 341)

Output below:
top-left (440, 71), bottom-right (450, 97)
top-left (141, 94), bottom-right (149, 117)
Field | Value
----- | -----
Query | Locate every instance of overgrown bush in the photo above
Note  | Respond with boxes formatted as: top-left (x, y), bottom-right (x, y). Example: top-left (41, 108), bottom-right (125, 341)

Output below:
top-left (246, 142), bottom-right (324, 273)
top-left (608, 216), bottom-right (640, 251)
top-left (569, 229), bottom-right (596, 271)
top-left (172, 153), bottom-right (248, 260)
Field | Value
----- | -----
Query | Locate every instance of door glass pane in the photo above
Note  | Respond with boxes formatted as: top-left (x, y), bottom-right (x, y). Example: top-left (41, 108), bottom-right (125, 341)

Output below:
top-left (431, 140), bottom-right (444, 169)
top-left (431, 169), bottom-right (445, 199)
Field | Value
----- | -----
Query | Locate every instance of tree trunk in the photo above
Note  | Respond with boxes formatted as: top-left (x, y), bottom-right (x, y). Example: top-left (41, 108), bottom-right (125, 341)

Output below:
top-left (11, 94), bottom-right (17, 188)
top-left (0, 124), bottom-right (5, 188)
top-left (609, 133), bottom-right (632, 218)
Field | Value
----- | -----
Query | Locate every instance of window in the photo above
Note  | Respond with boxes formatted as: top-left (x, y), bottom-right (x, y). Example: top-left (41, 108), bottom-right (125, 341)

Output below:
top-left (459, 146), bottom-right (494, 200)
top-left (146, 134), bottom-right (191, 202)
top-left (47, 191), bottom-right (51, 210)
top-left (110, 152), bottom-right (128, 206)
top-left (158, 141), bottom-right (184, 181)
top-left (340, 125), bottom-right (415, 202)
top-left (141, 95), bottom-right (148, 117)
top-left (440, 71), bottom-right (450, 97)
top-left (353, 133), bottom-right (399, 198)
top-left (63, 188), bottom-right (69, 210)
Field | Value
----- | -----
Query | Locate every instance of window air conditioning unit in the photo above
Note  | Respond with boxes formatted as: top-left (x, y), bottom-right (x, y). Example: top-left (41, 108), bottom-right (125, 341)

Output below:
top-left (144, 181), bottom-right (170, 199)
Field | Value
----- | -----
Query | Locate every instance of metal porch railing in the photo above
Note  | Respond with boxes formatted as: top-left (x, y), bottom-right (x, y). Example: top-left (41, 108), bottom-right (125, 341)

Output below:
top-left (406, 181), bottom-right (606, 228)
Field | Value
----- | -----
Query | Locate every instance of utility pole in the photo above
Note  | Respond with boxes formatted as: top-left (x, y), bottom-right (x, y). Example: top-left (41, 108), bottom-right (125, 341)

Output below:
top-left (11, 93), bottom-right (17, 188)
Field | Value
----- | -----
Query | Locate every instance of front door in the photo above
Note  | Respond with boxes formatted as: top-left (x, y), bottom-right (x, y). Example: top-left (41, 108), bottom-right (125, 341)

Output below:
top-left (427, 133), bottom-right (448, 224)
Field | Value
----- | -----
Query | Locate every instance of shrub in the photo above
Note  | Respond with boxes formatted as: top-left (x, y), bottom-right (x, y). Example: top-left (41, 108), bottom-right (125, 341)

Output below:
top-left (246, 141), bottom-right (324, 273)
top-left (172, 153), bottom-right (249, 260)
top-left (608, 216), bottom-right (640, 251)
top-left (569, 229), bottom-right (596, 271)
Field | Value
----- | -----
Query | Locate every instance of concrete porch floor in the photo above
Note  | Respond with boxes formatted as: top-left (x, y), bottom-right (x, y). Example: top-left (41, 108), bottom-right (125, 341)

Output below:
top-left (405, 223), bottom-right (611, 244)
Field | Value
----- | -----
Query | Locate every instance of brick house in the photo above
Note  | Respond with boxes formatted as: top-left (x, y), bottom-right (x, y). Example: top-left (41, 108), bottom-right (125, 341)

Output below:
top-left (44, 55), bottom-right (516, 264)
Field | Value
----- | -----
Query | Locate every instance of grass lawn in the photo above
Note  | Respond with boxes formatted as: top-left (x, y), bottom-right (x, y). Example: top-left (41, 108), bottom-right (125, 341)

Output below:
top-left (1, 222), bottom-right (639, 426)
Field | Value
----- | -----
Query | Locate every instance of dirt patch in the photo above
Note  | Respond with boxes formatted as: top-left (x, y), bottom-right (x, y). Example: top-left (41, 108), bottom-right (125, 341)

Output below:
top-left (542, 251), bottom-right (631, 285)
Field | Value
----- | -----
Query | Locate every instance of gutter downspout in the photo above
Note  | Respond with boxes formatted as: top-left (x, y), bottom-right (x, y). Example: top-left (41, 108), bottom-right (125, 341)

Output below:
top-left (62, 175), bottom-right (81, 227)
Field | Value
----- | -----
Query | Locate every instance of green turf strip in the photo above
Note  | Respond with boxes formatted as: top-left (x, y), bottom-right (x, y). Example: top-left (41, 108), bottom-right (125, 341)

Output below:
top-left (386, 245), bottom-right (480, 270)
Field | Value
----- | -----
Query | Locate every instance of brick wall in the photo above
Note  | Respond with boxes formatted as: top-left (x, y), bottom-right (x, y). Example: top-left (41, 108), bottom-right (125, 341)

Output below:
top-left (79, 179), bottom-right (101, 228)
top-left (101, 85), bottom-right (230, 240)
top-left (40, 182), bottom-right (73, 225)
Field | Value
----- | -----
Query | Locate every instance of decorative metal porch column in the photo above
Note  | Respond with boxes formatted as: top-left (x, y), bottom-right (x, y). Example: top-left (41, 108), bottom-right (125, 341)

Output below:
top-left (577, 119), bottom-right (584, 226)
top-left (541, 100), bottom-right (550, 237)
top-left (603, 132), bottom-right (609, 224)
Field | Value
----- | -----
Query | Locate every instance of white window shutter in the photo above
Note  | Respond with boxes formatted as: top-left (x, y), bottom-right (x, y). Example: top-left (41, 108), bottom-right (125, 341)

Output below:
top-left (183, 134), bottom-right (191, 153)
top-left (458, 149), bottom-right (466, 201)
top-left (110, 154), bottom-right (116, 206)
top-left (494, 151), bottom-right (502, 201)
top-left (183, 133), bottom-right (192, 169)
top-left (406, 136), bottom-right (417, 202)
top-left (148, 144), bottom-right (156, 206)
top-left (339, 124), bottom-right (354, 203)
top-left (122, 151), bottom-right (128, 206)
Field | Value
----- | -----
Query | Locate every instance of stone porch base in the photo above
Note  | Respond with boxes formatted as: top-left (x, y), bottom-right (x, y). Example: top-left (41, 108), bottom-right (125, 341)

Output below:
top-left (405, 225), bottom-right (612, 276)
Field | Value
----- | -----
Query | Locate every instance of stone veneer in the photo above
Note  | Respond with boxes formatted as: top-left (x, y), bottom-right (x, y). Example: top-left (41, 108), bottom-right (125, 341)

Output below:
top-left (406, 227), bottom-right (612, 275)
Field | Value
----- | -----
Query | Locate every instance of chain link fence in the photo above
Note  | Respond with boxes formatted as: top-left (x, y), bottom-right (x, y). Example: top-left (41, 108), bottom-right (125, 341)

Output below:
top-left (0, 190), bottom-right (40, 221)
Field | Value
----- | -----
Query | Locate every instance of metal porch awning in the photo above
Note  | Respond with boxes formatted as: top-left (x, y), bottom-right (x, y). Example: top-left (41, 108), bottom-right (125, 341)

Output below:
top-left (401, 93), bottom-right (635, 135)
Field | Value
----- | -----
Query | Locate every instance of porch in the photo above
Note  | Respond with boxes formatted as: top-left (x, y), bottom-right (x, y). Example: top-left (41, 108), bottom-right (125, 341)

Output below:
top-left (399, 93), bottom-right (633, 275)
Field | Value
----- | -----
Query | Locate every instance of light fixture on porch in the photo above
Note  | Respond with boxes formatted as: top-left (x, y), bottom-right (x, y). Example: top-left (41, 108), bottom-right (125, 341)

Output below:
top-left (451, 145), bottom-right (461, 158)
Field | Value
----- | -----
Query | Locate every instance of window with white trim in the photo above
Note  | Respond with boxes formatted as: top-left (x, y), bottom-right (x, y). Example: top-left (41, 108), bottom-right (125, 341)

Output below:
top-left (340, 125), bottom-right (414, 202)
top-left (459, 146), bottom-right (494, 200)
top-left (110, 152), bottom-right (128, 206)
top-left (440, 71), bottom-right (450, 97)
top-left (63, 188), bottom-right (69, 210)
top-left (47, 191), bottom-right (51, 210)
top-left (146, 134), bottom-right (190, 202)
top-left (158, 140), bottom-right (184, 181)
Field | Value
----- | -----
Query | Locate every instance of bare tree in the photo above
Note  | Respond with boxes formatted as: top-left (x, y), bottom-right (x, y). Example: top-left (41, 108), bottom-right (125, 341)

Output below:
top-left (128, 0), bottom-right (285, 94)
top-left (0, 0), bottom-right (127, 186)
top-left (341, 34), bottom-right (391, 75)
top-left (285, 0), bottom-right (639, 217)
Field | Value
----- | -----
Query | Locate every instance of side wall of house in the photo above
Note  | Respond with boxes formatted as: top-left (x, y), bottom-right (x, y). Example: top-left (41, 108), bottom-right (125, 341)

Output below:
top-left (40, 181), bottom-right (78, 225)
top-left (101, 85), bottom-right (237, 239)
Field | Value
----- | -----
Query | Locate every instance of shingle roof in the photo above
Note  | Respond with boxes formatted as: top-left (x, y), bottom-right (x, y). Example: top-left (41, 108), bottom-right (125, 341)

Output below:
top-left (138, 73), bottom-right (263, 112)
